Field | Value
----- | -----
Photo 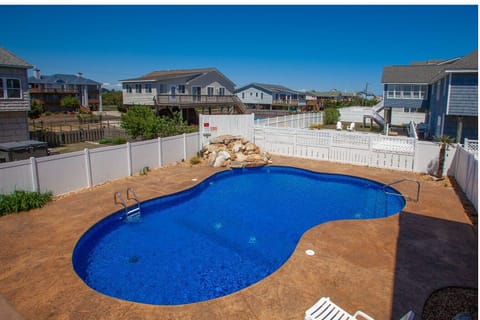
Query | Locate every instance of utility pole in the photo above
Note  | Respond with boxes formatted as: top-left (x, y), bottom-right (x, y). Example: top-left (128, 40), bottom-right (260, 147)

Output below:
top-left (363, 82), bottom-right (369, 106)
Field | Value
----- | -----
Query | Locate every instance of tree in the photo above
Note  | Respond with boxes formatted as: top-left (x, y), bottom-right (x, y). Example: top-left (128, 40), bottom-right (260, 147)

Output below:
top-left (60, 96), bottom-right (80, 109)
top-left (102, 91), bottom-right (123, 107)
top-left (120, 105), bottom-right (195, 139)
top-left (120, 105), bottom-right (160, 139)
top-left (323, 107), bottom-right (340, 125)
top-left (435, 135), bottom-right (454, 178)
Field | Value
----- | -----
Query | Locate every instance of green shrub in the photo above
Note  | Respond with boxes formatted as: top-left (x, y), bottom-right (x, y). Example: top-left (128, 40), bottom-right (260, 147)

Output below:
top-left (0, 190), bottom-right (52, 216)
top-left (112, 137), bottom-right (126, 145)
top-left (323, 108), bottom-right (340, 125)
top-left (98, 137), bottom-right (113, 144)
top-left (28, 102), bottom-right (44, 119)
top-left (190, 156), bottom-right (201, 165)
top-left (99, 137), bottom-right (126, 145)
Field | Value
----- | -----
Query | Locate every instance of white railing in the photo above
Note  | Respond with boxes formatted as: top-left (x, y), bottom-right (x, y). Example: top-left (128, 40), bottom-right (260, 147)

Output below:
top-left (253, 126), bottom-right (416, 171)
top-left (0, 133), bottom-right (200, 196)
top-left (407, 121), bottom-right (418, 139)
top-left (254, 113), bottom-right (322, 129)
top-left (464, 138), bottom-right (478, 157)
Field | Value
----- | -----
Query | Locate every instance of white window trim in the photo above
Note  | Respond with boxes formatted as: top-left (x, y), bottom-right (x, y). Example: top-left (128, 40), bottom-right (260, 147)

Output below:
top-left (0, 77), bottom-right (23, 99)
top-left (207, 86), bottom-right (214, 96)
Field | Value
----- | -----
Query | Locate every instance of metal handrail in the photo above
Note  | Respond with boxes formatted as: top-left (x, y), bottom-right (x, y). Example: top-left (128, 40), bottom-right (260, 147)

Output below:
top-left (383, 178), bottom-right (420, 202)
top-left (127, 187), bottom-right (139, 204)
top-left (114, 191), bottom-right (127, 208)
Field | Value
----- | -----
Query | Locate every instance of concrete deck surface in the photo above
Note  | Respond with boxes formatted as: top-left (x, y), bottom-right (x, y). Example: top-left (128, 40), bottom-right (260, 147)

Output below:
top-left (0, 155), bottom-right (477, 320)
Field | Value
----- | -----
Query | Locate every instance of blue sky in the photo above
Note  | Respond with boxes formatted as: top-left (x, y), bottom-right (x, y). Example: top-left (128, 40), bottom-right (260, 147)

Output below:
top-left (0, 5), bottom-right (477, 95)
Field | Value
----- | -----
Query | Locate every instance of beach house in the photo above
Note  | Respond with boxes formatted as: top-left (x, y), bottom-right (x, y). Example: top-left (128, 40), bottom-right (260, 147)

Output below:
top-left (235, 83), bottom-right (306, 110)
top-left (382, 49), bottom-right (478, 142)
top-left (29, 71), bottom-right (102, 112)
top-left (120, 68), bottom-right (245, 121)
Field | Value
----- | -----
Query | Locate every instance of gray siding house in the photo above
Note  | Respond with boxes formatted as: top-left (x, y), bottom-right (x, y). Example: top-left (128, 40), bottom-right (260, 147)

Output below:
top-left (382, 49), bottom-right (478, 142)
top-left (120, 68), bottom-right (245, 116)
top-left (29, 71), bottom-right (102, 112)
top-left (0, 47), bottom-right (32, 143)
top-left (235, 83), bottom-right (306, 110)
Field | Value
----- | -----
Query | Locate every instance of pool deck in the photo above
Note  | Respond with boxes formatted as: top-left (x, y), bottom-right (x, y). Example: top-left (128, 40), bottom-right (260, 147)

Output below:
top-left (0, 155), bottom-right (477, 320)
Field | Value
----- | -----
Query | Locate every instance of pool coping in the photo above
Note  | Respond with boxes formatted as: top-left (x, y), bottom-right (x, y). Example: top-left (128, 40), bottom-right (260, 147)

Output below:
top-left (0, 155), bottom-right (477, 319)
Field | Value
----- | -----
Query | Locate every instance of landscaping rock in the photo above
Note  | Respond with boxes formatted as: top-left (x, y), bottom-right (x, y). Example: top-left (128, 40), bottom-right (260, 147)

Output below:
top-left (202, 135), bottom-right (271, 168)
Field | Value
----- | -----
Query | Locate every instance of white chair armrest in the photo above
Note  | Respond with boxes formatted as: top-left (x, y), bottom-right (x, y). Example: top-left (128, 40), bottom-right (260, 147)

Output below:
top-left (353, 310), bottom-right (375, 320)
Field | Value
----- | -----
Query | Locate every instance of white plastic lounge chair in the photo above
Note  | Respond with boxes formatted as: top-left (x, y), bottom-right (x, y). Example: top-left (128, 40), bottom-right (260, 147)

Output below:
top-left (347, 122), bottom-right (355, 131)
top-left (305, 297), bottom-right (374, 320)
top-left (336, 121), bottom-right (343, 130)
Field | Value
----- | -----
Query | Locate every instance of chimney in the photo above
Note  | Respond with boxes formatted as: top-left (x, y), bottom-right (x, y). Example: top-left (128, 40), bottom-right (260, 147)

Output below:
top-left (33, 68), bottom-right (40, 79)
top-left (77, 72), bottom-right (83, 78)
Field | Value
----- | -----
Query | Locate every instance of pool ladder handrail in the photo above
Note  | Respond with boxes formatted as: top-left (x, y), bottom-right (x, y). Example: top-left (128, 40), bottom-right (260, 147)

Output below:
top-left (114, 187), bottom-right (141, 219)
top-left (383, 178), bottom-right (420, 203)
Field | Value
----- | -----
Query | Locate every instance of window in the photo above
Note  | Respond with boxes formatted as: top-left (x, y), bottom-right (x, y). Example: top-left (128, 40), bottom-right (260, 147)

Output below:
top-left (159, 84), bottom-right (168, 94)
top-left (242, 92), bottom-right (245, 99)
top-left (146, 84), bottom-right (152, 93)
top-left (256, 92), bottom-right (258, 97)
top-left (135, 84), bottom-right (142, 93)
top-left (250, 92), bottom-right (253, 96)
top-left (261, 93), bottom-right (263, 99)
top-left (2, 79), bottom-right (21, 98)
top-left (386, 84), bottom-right (427, 100)
top-left (219, 87), bottom-right (225, 96)
top-left (207, 87), bottom-right (214, 96)
top-left (178, 85), bottom-right (185, 94)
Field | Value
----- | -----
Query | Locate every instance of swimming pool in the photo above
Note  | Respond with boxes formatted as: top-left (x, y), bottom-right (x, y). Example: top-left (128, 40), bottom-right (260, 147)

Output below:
top-left (72, 166), bottom-right (405, 305)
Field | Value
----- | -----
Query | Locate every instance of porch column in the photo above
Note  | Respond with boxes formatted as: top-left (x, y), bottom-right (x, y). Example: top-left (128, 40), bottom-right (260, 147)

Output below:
top-left (456, 116), bottom-right (463, 143)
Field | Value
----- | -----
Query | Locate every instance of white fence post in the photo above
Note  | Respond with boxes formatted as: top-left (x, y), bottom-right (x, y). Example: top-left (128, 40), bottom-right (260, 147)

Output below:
top-left (183, 133), bottom-right (187, 161)
top-left (158, 137), bottom-right (163, 167)
top-left (127, 142), bottom-right (132, 176)
top-left (30, 157), bottom-right (39, 192)
top-left (84, 148), bottom-right (92, 188)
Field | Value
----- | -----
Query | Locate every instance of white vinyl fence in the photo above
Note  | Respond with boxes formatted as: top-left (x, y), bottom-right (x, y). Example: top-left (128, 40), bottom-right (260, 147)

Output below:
top-left (0, 133), bottom-right (199, 196)
top-left (253, 126), bottom-right (418, 171)
top-left (448, 143), bottom-right (478, 211)
top-left (199, 114), bottom-right (254, 146)
top-left (254, 113), bottom-right (322, 129)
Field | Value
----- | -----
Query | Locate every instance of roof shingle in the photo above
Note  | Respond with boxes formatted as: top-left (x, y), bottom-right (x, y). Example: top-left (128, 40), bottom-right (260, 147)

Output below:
top-left (0, 47), bottom-right (33, 68)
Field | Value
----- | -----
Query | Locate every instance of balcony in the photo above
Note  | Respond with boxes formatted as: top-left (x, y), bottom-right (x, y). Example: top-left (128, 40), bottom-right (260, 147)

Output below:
top-left (272, 99), bottom-right (306, 107)
top-left (30, 88), bottom-right (79, 94)
top-left (155, 94), bottom-right (237, 106)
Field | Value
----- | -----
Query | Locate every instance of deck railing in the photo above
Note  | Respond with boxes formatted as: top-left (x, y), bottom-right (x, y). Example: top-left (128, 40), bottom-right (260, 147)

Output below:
top-left (155, 94), bottom-right (237, 105)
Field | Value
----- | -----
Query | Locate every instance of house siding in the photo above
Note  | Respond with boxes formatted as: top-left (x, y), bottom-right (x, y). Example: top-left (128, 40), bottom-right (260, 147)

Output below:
top-left (384, 97), bottom-right (428, 109)
top-left (236, 87), bottom-right (272, 105)
top-left (0, 111), bottom-right (29, 142)
top-left (188, 72), bottom-right (235, 94)
top-left (448, 73), bottom-right (478, 116)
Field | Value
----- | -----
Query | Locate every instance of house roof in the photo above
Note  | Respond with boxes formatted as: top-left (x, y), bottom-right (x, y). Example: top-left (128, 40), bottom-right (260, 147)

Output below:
top-left (382, 49), bottom-right (478, 84)
top-left (381, 65), bottom-right (444, 84)
top-left (236, 82), bottom-right (302, 95)
top-left (0, 47), bottom-right (32, 69)
top-left (120, 67), bottom-right (235, 87)
top-left (29, 74), bottom-right (101, 85)
top-left (306, 89), bottom-right (357, 98)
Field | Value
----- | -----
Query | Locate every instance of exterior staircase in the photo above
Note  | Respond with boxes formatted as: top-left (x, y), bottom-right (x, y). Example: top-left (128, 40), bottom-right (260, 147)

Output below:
top-left (232, 95), bottom-right (248, 114)
top-left (363, 100), bottom-right (385, 128)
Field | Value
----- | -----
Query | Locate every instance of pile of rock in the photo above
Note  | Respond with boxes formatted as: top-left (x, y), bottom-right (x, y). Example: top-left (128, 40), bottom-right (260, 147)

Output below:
top-left (202, 135), bottom-right (272, 168)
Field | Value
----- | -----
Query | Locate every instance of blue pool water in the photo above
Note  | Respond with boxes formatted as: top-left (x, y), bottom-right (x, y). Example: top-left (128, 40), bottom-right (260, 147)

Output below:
top-left (72, 166), bottom-right (405, 305)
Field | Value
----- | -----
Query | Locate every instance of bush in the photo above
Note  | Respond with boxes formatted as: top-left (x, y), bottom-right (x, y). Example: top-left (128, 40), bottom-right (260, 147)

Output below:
top-left (99, 137), bottom-right (127, 145)
top-left (60, 96), bottom-right (80, 109)
top-left (0, 190), bottom-right (52, 216)
top-left (28, 101), bottom-right (44, 119)
top-left (190, 156), bottom-right (201, 165)
top-left (323, 108), bottom-right (340, 125)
